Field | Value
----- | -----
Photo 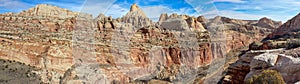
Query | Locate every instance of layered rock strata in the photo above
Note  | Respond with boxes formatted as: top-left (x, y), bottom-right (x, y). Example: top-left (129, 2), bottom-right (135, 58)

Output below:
top-left (222, 13), bottom-right (300, 84)
top-left (0, 3), bottom-right (282, 84)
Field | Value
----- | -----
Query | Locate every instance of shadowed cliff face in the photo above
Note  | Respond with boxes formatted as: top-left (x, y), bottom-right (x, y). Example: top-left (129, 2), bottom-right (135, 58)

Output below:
top-left (266, 13), bottom-right (300, 41)
top-left (0, 4), bottom-right (280, 83)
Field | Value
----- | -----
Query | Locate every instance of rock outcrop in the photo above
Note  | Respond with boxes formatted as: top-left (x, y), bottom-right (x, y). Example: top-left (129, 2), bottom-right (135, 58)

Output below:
top-left (222, 51), bottom-right (262, 84)
top-left (206, 16), bottom-right (280, 54)
top-left (159, 13), bottom-right (207, 32)
top-left (256, 17), bottom-right (282, 29)
top-left (161, 18), bottom-right (190, 31)
top-left (122, 3), bottom-right (152, 29)
top-left (18, 4), bottom-right (91, 19)
top-left (266, 13), bottom-right (300, 41)
top-left (222, 13), bottom-right (300, 84)
top-left (249, 13), bottom-right (300, 50)
top-left (158, 13), bottom-right (168, 24)
top-left (245, 50), bottom-right (300, 83)
top-left (223, 48), bottom-right (300, 84)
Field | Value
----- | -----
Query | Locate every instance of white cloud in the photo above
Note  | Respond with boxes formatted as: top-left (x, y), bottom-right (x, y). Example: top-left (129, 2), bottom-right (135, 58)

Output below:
top-left (106, 4), bottom-right (129, 18)
top-left (231, 6), bottom-right (263, 11)
top-left (200, 9), bottom-right (219, 18)
top-left (253, 6), bottom-right (263, 10)
top-left (0, 0), bottom-right (29, 9)
top-left (141, 5), bottom-right (197, 21)
top-left (218, 10), bottom-right (265, 20)
top-left (199, 9), bottom-right (265, 20)
top-left (212, 0), bottom-right (246, 3)
top-left (80, 0), bottom-right (116, 17)
top-left (142, 5), bottom-right (173, 21)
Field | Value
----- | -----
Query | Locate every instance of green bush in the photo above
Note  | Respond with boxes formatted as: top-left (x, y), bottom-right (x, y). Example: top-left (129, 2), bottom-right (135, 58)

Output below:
top-left (287, 39), bottom-right (300, 49)
top-left (246, 70), bottom-right (285, 84)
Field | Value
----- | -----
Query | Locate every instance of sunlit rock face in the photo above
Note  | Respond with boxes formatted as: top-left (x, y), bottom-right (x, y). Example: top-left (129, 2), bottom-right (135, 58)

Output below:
top-left (121, 3), bottom-right (152, 29)
top-left (0, 3), bottom-right (280, 84)
top-left (18, 4), bottom-right (91, 19)
top-left (222, 48), bottom-right (300, 84)
top-left (221, 13), bottom-right (300, 84)
top-left (265, 13), bottom-right (300, 42)
top-left (256, 17), bottom-right (282, 29)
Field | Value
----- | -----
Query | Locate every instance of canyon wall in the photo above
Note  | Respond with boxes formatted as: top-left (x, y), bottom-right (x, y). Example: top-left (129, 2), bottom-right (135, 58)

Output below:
top-left (0, 4), bottom-right (280, 83)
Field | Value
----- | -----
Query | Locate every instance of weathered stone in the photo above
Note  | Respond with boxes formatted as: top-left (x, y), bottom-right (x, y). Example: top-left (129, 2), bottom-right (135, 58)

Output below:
top-left (266, 13), bottom-right (300, 40)
top-left (121, 4), bottom-right (152, 29)
top-left (256, 17), bottom-right (282, 29)
top-left (0, 3), bottom-right (284, 84)
top-left (158, 13), bottom-right (168, 24)
top-left (18, 4), bottom-right (91, 19)
top-left (104, 22), bottom-right (112, 29)
top-left (245, 52), bottom-right (300, 84)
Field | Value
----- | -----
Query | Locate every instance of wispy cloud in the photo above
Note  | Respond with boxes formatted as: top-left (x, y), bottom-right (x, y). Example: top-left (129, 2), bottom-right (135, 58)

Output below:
top-left (106, 4), bottom-right (128, 18)
top-left (212, 0), bottom-right (246, 3)
top-left (42, 1), bottom-right (83, 11)
top-left (219, 10), bottom-right (265, 20)
top-left (80, 0), bottom-right (116, 17)
top-left (210, 0), bottom-right (300, 22)
top-left (196, 9), bottom-right (264, 20)
top-left (142, 5), bottom-right (172, 20)
top-left (0, 0), bottom-right (29, 11)
top-left (141, 5), bottom-right (196, 21)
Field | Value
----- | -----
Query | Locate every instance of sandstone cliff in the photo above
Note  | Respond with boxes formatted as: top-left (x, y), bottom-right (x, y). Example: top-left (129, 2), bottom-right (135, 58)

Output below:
top-left (266, 13), bottom-right (300, 41)
top-left (0, 3), bottom-right (283, 84)
top-left (0, 4), bottom-right (213, 83)
top-left (222, 13), bottom-right (300, 84)
top-left (18, 4), bottom-right (91, 19)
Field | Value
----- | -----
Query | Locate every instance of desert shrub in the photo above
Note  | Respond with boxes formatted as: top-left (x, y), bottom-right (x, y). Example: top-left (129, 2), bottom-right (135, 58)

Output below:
top-left (287, 39), bottom-right (300, 49)
top-left (249, 41), bottom-right (262, 50)
top-left (246, 70), bottom-right (285, 84)
top-left (274, 41), bottom-right (288, 48)
top-left (5, 65), bottom-right (8, 68)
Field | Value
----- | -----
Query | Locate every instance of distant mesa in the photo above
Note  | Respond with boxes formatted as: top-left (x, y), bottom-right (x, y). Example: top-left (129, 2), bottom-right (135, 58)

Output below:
top-left (266, 13), bottom-right (300, 40)
top-left (256, 17), bottom-right (282, 29)
top-left (17, 4), bottom-right (91, 19)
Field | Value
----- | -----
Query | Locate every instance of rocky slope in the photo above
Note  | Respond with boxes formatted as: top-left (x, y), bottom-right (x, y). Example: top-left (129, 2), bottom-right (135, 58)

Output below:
top-left (266, 13), bottom-right (300, 41)
top-left (0, 4), bottom-right (281, 83)
top-left (222, 13), bottom-right (300, 84)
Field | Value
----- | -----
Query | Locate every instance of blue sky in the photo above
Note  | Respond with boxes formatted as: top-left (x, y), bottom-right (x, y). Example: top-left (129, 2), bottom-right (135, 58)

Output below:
top-left (1, 0), bottom-right (300, 22)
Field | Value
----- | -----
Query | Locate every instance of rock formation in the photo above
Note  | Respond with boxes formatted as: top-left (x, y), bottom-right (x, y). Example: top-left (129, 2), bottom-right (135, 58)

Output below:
top-left (161, 18), bottom-right (190, 31)
top-left (18, 4), bottom-right (91, 19)
top-left (158, 13), bottom-right (168, 24)
top-left (159, 13), bottom-right (207, 32)
top-left (222, 13), bottom-right (300, 84)
top-left (121, 3), bottom-right (152, 29)
top-left (256, 17), bottom-right (282, 29)
top-left (265, 13), bottom-right (300, 41)
top-left (222, 48), bottom-right (300, 84)
top-left (0, 3), bottom-right (285, 84)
